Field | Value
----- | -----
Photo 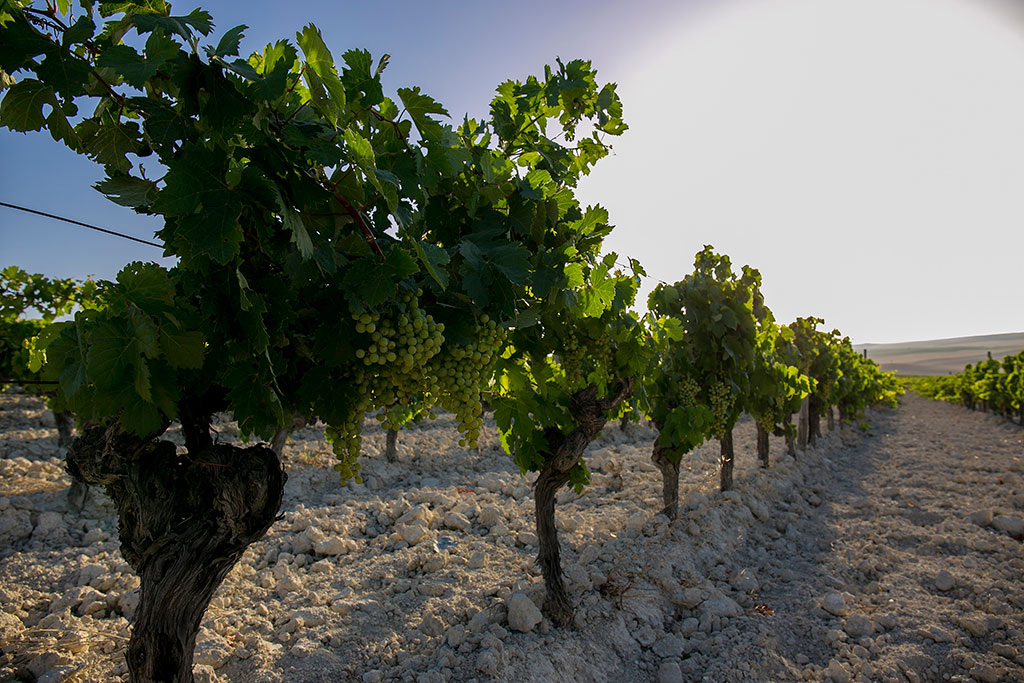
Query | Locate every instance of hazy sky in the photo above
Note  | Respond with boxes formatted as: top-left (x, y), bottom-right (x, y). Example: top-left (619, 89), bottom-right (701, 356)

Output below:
top-left (1, 0), bottom-right (1022, 344)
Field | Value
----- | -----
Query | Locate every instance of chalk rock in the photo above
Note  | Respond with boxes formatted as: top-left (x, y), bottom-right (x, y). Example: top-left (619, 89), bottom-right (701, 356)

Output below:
top-left (443, 511), bottom-right (470, 531)
top-left (701, 595), bottom-right (741, 619)
top-left (652, 634), bottom-right (683, 658)
top-left (934, 570), bottom-right (955, 592)
top-left (731, 568), bottom-right (759, 593)
top-left (822, 592), bottom-right (848, 617)
top-left (968, 510), bottom-right (993, 528)
top-left (956, 615), bottom-right (988, 638)
top-left (824, 659), bottom-right (851, 683)
top-left (658, 661), bottom-right (684, 683)
top-left (398, 520), bottom-right (430, 546)
top-left (505, 592), bottom-right (543, 633)
top-left (418, 613), bottom-right (445, 637)
top-left (992, 515), bottom-right (1024, 537)
top-left (314, 537), bottom-right (349, 556)
top-left (844, 614), bottom-right (874, 637)
top-left (396, 504), bottom-right (433, 527)
top-left (917, 624), bottom-right (954, 643)
top-left (478, 505), bottom-right (503, 527)
top-left (671, 587), bottom-right (705, 609)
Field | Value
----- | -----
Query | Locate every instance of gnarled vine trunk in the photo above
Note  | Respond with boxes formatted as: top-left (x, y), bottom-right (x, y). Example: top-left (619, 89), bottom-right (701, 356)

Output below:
top-left (784, 414), bottom-right (796, 457)
top-left (534, 380), bottom-right (631, 627)
top-left (67, 421), bottom-right (286, 683)
top-left (797, 396), bottom-right (809, 451)
top-left (808, 395), bottom-right (822, 447)
top-left (719, 429), bottom-right (734, 491)
top-left (55, 411), bottom-right (92, 512)
top-left (384, 428), bottom-right (399, 463)
top-left (826, 405), bottom-right (835, 431)
top-left (55, 411), bottom-right (74, 450)
top-left (756, 422), bottom-right (770, 468)
top-left (651, 439), bottom-right (681, 519)
top-left (270, 415), bottom-right (308, 456)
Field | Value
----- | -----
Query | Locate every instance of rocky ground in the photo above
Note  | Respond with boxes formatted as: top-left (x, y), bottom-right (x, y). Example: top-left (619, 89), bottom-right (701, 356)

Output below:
top-left (0, 390), bottom-right (1022, 682)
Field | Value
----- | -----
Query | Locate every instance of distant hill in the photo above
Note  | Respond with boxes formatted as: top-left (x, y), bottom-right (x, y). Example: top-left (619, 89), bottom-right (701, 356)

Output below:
top-left (854, 332), bottom-right (1024, 376)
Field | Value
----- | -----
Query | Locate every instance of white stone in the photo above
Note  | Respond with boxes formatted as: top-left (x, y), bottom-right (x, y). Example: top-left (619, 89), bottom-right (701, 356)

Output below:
top-left (517, 531), bottom-right (539, 546)
top-left (398, 521), bottom-right (430, 546)
top-left (478, 505), bottom-right (503, 526)
top-left (992, 516), bottom-right (1024, 537)
top-left (446, 623), bottom-right (466, 647)
top-left (672, 587), bottom-right (704, 609)
top-left (505, 592), bottom-right (543, 633)
top-left (443, 511), bottom-right (470, 531)
top-left (419, 613), bottom-right (445, 637)
top-left (824, 659), bottom-right (851, 683)
top-left (314, 537), bottom-right (348, 556)
top-left (396, 504), bottom-right (432, 526)
top-left (916, 624), bottom-right (954, 643)
top-left (822, 592), bottom-right (848, 617)
top-left (658, 661), bottom-right (684, 683)
top-left (968, 509), bottom-right (993, 527)
top-left (731, 568), bottom-right (759, 593)
top-left (934, 570), bottom-right (955, 592)
top-left (844, 614), bottom-right (874, 637)
top-left (652, 634), bottom-right (683, 658)
top-left (700, 596), bottom-right (741, 619)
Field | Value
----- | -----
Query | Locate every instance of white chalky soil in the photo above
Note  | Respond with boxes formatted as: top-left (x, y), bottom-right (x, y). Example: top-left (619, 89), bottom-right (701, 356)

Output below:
top-left (1, 390), bottom-right (1022, 682)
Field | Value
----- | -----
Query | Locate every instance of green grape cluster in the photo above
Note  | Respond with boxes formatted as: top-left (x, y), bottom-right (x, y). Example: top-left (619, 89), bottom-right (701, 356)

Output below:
top-left (709, 379), bottom-right (735, 437)
top-left (676, 377), bottom-right (701, 406)
top-left (327, 290), bottom-right (446, 481)
top-left (559, 335), bottom-right (586, 387)
top-left (353, 290), bottom-right (444, 371)
top-left (559, 333), bottom-right (615, 390)
top-left (327, 421), bottom-right (364, 483)
top-left (427, 314), bottom-right (505, 449)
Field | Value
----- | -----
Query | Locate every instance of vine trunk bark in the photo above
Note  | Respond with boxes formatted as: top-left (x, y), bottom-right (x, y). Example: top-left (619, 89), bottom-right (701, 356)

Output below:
top-left (756, 422), bottom-right (770, 469)
top-left (55, 411), bottom-right (92, 512)
top-left (720, 429), bottom-right (734, 492)
top-left (808, 395), bottom-right (822, 447)
top-left (651, 439), bottom-right (681, 519)
top-left (784, 414), bottom-right (796, 457)
top-left (798, 396), bottom-right (809, 451)
top-left (66, 422), bottom-right (286, 683)
top-left (534, 381), bottom-right (631, 627)
top-left (384, 428), bottom-right (399, 463)
top-left (826, 405), bottom-right (835, 431)
top-left (270, 416), bottom-right (307, 456)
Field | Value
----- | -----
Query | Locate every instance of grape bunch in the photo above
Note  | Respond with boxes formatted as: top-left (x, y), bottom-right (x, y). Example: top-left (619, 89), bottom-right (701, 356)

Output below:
top-left (328, 290), bottom-right (445, 482)
top-left (709, 379), bottom-right (735, 438)
top-left (353, 289), bottom-right (444, 373)
top-left (558, 332), bottom-right (615, 391)
top-left (427, 314), bottom-right (506, 449)
top-left (676, 377), bottom-right (701, 407)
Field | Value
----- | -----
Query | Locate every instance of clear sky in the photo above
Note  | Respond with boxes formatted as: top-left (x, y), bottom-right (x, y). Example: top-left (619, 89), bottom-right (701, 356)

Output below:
top-left (1, 0), bottom-right (1022, 344)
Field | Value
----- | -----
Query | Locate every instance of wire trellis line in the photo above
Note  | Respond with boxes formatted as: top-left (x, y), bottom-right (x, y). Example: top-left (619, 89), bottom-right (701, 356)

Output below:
top-left (0, 201), bottom-right (163, 249)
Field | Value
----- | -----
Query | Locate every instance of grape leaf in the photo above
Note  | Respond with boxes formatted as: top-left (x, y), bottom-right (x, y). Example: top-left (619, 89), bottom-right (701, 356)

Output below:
top-left (210, 24), bottom-right (247, 58)
top-left (0, 79), bottom-right (58, 132)
top-left (94, 175), bottom-right (157, 208)
top-left (160, 328), bottom-right (204, 369)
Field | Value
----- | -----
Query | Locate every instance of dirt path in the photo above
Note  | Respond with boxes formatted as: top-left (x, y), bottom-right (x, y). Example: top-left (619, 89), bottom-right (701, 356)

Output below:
top-left (1, 391), bottom-right (1023, 682)
top-left (684, 393), bottom-right (1024, 682)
